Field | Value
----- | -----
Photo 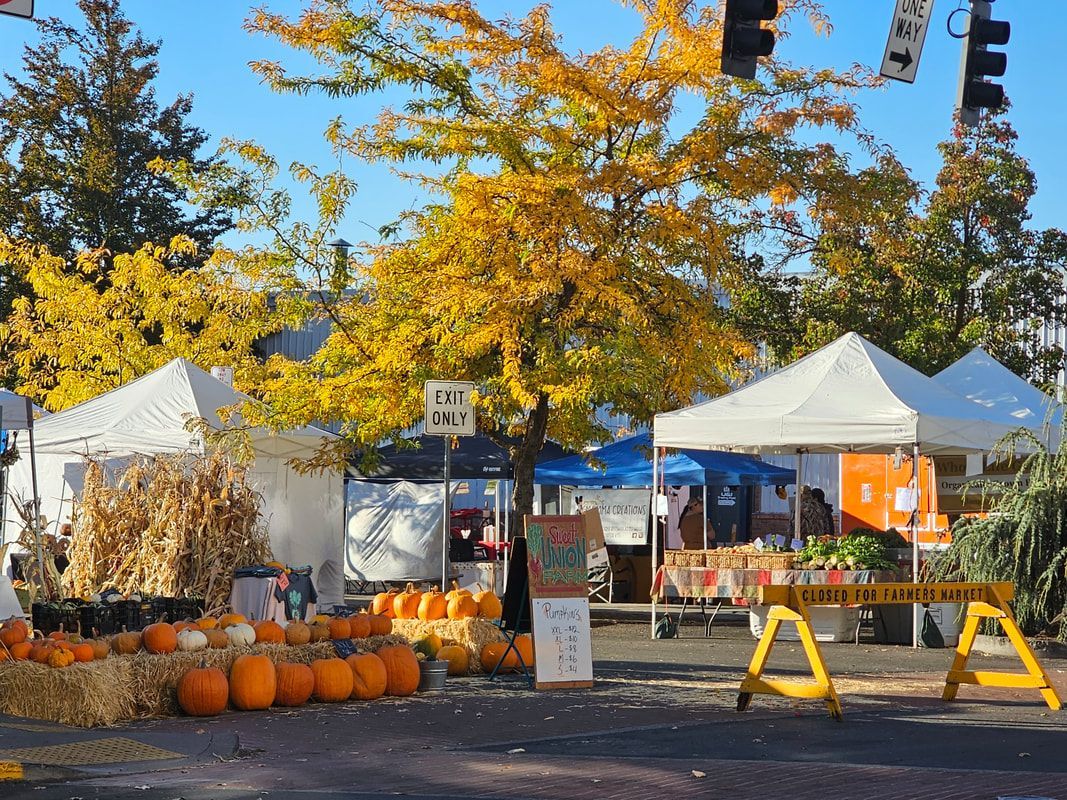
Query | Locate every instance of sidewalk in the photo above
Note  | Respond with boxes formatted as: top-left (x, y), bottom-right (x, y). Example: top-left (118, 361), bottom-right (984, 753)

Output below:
top-left (0, 713), bottom-right (238, 783)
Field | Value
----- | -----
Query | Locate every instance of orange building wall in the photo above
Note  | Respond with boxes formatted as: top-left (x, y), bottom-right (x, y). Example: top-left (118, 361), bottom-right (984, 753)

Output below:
top-left (840, 454), bottom-right (950, 544)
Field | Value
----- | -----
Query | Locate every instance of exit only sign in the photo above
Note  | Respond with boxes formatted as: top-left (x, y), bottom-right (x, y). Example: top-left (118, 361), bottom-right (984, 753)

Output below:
top-left (424, 380), bottom-right (476, 437)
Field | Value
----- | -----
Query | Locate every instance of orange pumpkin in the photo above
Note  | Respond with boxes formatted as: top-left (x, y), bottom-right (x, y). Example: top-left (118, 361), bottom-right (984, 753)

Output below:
top-left (0, 648), bottom-right (7, 662)
top-left (473, 590), bottom-right (502, 619)
top-left (436, 644), bottom-right (470, 676)
top-left (88, 639), bottom-right (110, 660)
top-left (229, 654), bottom-right (276, 710)
top-left (47, 628), bottom-right (68, 642)
top-left (371, 589), bottom-right (399, 618)
top-left (376, 645), bottom-right (420, 697)
top-left (31, 643), bottom-right (55, 663)
top-left (111, 629), bottom-right (142, 655)
top-left (142, 622), bottom-right (179, 654)
top-left (417, 586), bottom-right (447, 621)
top-left (347, 615), bottom-right (371, 640)
top-left (219, 613), bottom-right (247, 629)
top-left (366, 614), bottom-right (392, 637)
top-left (1, 618), bottom-right (29, 642)
top-left (346, 653), bottom-right (388, 700)
top-left (308, 623), bottom-right (331, 643)
top-left (447, 593), bottom-right (479, 620)
top-left (204, 629), bottom-right (230, 649)
top-left (327, 618), bottom-right (350, 641)
top-left (514, 634), bottom-right (534, 666)
top-left (480, 642), bottom-right (520, 672)
top-left (196, 617), bottom-right (219, 630)
top-left (445, 580), bottom-right (472, 602)
top-left (254, 620), bottom-right (286, 645)
top-left (178, 663), bottom-right (229, 716)
top-left (0, 623), bottom-right (27, 648)
top-left (10, 641), bottom-right (32, 660)
top-left (311, 657), bottom-right (354, 702)
top-left (48, 648), bottom-right (75, 668)
top-left (72, 643), bottom-right (95, 663)
top-left (285, 620), bottom-right (311, 646)
top-left (173, 621), bottom-right (196, 634)
top-left (393, 583), bottom-right (422, 620)
top-left (274, 662), bottom-right (315, 707)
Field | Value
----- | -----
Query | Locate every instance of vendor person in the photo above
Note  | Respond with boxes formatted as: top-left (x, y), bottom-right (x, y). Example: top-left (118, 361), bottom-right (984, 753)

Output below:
top-left (679, 496), bottom-right (715, 549)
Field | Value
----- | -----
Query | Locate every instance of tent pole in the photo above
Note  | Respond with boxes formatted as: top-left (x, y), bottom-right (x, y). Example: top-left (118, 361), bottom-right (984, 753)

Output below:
top-left (912, 443), bottom-right (920, 649)
top-left (793, 450), bottom-right (804, 538)
top-left (702, 484), bottom-right (708, 550)
top-left (442, 440), bottom-right (451, 590)
top-left (502, 480), bottom-right (509, 593)
top-left (26, 398), bottom-right (47, 600)
top-left (651, 445), bottom-right (659, 638)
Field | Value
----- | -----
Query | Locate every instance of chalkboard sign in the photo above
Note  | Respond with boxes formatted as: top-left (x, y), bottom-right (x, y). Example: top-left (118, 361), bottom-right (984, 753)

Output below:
top-left (524, 515), bottom-right (593, 689)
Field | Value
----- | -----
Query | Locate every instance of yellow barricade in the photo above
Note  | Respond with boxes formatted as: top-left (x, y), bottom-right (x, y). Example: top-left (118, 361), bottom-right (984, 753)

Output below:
top-left (737, 581), bottom-right (1061, 720)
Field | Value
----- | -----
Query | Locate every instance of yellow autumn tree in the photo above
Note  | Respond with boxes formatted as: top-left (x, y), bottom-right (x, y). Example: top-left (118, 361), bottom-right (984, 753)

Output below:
top-left (0, 235), bottom-right (275, 410)
top-left (191, 0), bottom-right (883, 513)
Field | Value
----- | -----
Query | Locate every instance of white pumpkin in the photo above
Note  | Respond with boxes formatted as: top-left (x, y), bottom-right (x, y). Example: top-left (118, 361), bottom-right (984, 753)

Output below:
top-left (226, 622), bottom-right (256, 647)
top-left (176, 629), bottom-right (208, 652)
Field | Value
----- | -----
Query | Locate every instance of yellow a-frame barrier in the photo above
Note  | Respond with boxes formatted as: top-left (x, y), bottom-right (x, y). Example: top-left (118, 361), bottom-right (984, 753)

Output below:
top-left (737, 582), bottom-right (1063, 720)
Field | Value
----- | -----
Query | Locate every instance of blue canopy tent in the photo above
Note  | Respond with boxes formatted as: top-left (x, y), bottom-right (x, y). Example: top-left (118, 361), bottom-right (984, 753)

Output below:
top-left (534, 433), bottom-right (795, 487)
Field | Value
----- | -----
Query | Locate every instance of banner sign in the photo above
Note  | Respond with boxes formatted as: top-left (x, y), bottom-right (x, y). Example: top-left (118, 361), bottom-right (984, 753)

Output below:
top-left (934, 456), bottom-right (1023, 514)
top-left (571, 488), bottom-right (649, 545)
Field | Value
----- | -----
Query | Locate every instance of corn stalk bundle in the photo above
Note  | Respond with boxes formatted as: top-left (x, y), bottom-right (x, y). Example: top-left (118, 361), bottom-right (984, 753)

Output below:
top-left (63, 453), bottom-right (272, 610)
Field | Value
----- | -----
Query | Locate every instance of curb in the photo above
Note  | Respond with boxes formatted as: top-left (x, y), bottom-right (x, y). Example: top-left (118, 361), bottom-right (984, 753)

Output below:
top-left (972, 634), bottom-right (1067, 659)
top-left (0, 731), bottom-right (240, 783)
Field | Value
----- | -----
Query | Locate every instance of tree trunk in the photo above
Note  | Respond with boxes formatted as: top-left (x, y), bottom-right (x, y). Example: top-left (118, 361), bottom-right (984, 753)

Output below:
top-left (509, 392), bottom-right (550, 521)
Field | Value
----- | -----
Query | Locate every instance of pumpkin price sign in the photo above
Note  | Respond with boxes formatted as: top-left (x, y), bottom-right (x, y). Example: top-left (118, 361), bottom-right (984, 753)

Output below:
top-left (524, 515), bottom-right (594, 689)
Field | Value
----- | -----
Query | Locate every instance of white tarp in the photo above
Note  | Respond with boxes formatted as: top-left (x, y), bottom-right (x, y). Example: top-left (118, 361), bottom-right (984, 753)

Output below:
top-left (571, 488), bottom-right (649, 545)
top-left (345, 480), bottom-right (445, 582)
top-left (654, 332), bottom-right (1036, 455)
top-left (2, 358), bottom-right (344, 608)
top-left (933, 347), bottom-right (1063, 431)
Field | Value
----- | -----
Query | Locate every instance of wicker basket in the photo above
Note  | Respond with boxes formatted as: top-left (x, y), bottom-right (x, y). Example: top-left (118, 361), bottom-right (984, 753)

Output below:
top-left (675, 551), bottom-right (706, 567)
top-left (704, 551), bottom-right (747, 570)
top-left (747, 553), bottom-right (797, 571)
top-left (663, 550), bottom-right (683, 567)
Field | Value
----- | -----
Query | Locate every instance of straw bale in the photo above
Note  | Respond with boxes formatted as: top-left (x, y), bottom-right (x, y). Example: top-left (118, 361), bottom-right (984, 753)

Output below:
top-left (391, 618), bottom-right (505, 673)
top-left (0, 660), bottom-right (135, 728)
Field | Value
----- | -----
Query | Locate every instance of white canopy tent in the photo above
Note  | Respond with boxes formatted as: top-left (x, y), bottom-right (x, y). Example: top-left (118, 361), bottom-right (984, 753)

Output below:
top-left (2, 358), bottom-right (345, 608)
top-left (653, 332), bottom-right (1046, 645)
top-left (933, 346), bottom-right (1063, 436)
top-left (0, 389), bottom-right (45, 613)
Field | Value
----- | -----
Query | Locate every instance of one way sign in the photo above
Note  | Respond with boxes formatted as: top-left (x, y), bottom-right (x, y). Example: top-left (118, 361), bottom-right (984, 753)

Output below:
top-left (880, 0), bottom-right (935, 84)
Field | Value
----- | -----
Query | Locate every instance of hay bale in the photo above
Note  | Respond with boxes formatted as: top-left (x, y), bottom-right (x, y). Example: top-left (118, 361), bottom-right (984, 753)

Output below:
top-left (391, 618), bottom-right (505, 673)
top-left (0, 637), bottom-right (419, 727)
top-left (0, 660), bottom-right (135, 728)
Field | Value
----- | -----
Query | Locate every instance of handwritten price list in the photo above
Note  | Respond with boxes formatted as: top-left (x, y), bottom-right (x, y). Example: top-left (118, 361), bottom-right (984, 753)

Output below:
top-left (533, 597), bottom-right (593, 683)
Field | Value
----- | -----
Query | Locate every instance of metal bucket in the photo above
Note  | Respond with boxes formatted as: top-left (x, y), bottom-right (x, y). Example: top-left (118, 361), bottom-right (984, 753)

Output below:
top-left (418, 660), bottom-right (449, 692)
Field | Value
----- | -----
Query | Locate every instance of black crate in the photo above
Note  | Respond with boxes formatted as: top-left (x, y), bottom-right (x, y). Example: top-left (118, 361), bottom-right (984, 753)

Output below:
top-left (113, 601), bottom-right (143, 632)
top-left (176, 598), bottom-right (202, 620)
top-left (31, 603), bottom-right (58, 635)
top-left (150, 597), bottom-right (179, 623)
top-left (79, 604), bottom-right (116, 637)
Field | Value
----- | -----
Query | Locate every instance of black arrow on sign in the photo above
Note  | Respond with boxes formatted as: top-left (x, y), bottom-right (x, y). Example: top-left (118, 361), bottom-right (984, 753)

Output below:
top-left (889, 47), bottom-right (913, 72)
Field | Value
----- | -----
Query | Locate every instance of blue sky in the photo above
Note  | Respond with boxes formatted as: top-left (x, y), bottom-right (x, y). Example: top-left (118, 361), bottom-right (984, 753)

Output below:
top-left (1, 1), bottom-right (1063, 248)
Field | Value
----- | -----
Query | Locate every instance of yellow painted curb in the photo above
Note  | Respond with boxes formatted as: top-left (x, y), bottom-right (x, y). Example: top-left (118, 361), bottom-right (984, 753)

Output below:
top-left (0, 760), bottom-right (24, 780)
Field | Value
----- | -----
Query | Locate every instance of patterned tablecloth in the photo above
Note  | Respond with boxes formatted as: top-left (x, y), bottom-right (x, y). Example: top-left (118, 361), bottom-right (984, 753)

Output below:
top-left (651, 567), bottom-right (898, 602)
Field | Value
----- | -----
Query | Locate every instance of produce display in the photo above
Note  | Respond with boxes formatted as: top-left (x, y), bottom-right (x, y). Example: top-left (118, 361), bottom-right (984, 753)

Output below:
top-left (795, 534), bottom-right (894, 571)
top-left (63, 453), bottom-right (272, 612)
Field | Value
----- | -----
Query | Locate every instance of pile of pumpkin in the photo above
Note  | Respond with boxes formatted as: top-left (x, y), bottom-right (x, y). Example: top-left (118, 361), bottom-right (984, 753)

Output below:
top-left (373, 581), bottom-right (501, 621)
top-left (0, 611), bottom-right (396, 667)
top-left (412, 630), bottom-right (535, 676)
top-left (176, 646), bottom-right (419, 717)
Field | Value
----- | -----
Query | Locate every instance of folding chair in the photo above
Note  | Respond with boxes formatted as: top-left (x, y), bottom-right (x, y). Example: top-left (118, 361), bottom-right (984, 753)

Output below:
top-left (588, 563), bottom-right (614, 603)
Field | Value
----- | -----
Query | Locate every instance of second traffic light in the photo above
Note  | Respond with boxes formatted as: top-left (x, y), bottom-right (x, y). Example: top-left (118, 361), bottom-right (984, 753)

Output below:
top-left (721, 0), bottom-right (778, 79)
top-left (956, 0), bottom-right (1011, 126)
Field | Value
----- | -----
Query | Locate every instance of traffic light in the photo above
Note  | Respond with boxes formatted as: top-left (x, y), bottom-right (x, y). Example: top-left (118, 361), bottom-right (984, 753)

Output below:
top-left (956, 0), bottom-right (1010, 126)
top-left (720, 0), bottom-right (778, 79)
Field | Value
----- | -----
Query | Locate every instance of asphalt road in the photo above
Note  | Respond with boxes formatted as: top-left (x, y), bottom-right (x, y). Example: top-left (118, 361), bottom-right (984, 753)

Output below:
top-left (4, 620), bottom-right (1067, 800)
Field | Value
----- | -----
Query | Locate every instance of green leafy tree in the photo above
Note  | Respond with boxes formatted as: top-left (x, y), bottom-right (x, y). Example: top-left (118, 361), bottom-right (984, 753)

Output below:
top-left (0, 0), bottom-right (231, 381)
top-left (736, 109), bottom-right (1067, 382)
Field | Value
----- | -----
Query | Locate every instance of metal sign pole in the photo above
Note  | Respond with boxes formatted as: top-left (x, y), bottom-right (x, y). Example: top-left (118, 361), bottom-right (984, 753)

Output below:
top-left (442, 441), bottom-right (451, 589)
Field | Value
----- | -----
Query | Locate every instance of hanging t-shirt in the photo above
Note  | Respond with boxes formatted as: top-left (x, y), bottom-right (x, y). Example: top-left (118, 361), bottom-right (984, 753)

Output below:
top-left (274, 572), bottom-right (318, 621)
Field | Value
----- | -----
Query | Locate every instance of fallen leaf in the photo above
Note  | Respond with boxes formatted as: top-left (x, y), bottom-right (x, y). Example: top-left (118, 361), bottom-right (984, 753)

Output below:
top-left (691, 770), bottom-right (706, 778)
top-left (1019, 752), bottom-right (1031, 757)
top-left (507, 748), bottom-right (526, 754)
